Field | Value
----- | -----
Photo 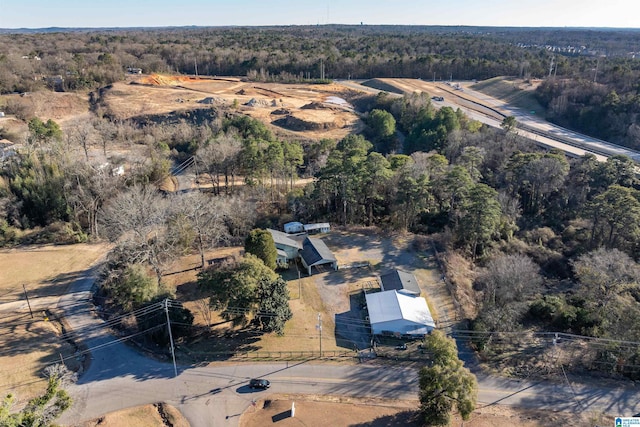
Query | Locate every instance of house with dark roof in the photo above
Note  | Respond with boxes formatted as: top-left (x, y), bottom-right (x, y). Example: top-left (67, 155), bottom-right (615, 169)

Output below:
top-left (300, 237), bottom-right (337, 275)
top-left (379, 269), bottom-right (421, 296)
top-left (365, 290), bottom-right (435, 337)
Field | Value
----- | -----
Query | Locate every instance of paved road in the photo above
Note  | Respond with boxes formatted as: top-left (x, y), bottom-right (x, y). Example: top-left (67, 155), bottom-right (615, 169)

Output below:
top-left (56, 263), bottom-right (640, 426)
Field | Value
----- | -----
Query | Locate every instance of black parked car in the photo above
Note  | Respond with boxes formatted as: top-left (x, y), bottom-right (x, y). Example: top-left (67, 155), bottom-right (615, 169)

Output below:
top-left (249, 378), bottom-right (270, 389)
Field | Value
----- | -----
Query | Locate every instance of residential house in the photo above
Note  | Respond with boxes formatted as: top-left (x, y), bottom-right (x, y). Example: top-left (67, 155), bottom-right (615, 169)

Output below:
top-left (268, 229), bottom-right (302, 265)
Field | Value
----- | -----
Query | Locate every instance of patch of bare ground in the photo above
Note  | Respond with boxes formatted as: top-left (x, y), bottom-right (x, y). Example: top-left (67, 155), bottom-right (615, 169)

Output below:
top-left (0, 91), bottom-right (90, 126)
top-left (0, 243), bottom-right (110, 294)
top-left (239, 395), bottom-right (600, 427)
top-left (0, 243), bottom-right (110, 401)
top-left (439, 250), bottom-right (478, 320)
top-left (102, 76), bottom-right (361, 141)
top-left (78, 403), bottom-right (189, 427)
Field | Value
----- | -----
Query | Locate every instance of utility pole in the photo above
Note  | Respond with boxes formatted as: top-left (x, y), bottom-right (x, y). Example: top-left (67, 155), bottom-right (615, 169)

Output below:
top-left (317, 313), bottom-right (322, 356)
top-left (164, 299), bottom-right (178, 377)
top-left (194, 58), bottom-right (198, 78)
top-left (23, 284), bottom-right (33, 318)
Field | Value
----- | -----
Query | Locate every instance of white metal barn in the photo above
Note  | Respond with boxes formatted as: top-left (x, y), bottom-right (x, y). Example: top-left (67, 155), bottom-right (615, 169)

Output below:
top-left (365, 290), bottom-right (435, 337)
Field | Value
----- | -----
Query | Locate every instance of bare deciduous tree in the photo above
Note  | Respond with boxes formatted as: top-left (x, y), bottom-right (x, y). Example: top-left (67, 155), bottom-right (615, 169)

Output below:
top-left (67, 120), bottom-right (98, 161)
top-left (477, 253), bottom-right (542, 308)
top-left (100, 185), bottom-right (174, 283)
top-left (170, 192), bottom-right (231, 268)
top-left (573, 248), bottom-right (640, 313)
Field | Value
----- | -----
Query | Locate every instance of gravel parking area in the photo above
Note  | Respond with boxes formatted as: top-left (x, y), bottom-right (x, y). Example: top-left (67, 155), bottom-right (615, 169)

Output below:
top-left (309, 227), bottom-right (451, 350)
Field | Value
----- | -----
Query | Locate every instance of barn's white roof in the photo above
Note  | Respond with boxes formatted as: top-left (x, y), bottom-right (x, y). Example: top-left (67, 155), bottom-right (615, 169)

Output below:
top-left (365, 290), bottom-right (435, 329)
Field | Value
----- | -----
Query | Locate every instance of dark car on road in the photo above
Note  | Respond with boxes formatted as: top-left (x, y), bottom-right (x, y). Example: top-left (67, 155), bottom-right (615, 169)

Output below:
top-left (249, 378), bottom-right (270, 389)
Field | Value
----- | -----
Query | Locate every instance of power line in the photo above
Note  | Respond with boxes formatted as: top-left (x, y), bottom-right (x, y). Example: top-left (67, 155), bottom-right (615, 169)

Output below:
top-left (0, 303), bottom-right (166, 356)
top-left (0, 323), bottom-right (167, 389)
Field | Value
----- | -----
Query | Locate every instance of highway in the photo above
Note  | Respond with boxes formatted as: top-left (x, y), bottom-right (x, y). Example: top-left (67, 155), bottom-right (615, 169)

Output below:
top-left (336, 79), bottom-right (640, 163)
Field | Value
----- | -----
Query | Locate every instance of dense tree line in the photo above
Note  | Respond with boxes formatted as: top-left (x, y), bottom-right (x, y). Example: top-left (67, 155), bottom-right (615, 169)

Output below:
top-left (1, 26), bottom-right (638, 92)
top-left (2, 26), bottom-right (639, 147)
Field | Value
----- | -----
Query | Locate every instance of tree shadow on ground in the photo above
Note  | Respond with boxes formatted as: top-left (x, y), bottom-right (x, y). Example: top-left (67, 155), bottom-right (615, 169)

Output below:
top-left (348, 410), bottom-right (420, 427)
top-left (28, 269), bottom-right (93, 299)
top-left (320, 268), bottom-right (376, 287)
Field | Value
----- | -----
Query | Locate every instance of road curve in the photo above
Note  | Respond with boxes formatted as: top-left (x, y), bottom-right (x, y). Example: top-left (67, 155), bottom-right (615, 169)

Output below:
top-left (57, 265), bottom-right (640, 426)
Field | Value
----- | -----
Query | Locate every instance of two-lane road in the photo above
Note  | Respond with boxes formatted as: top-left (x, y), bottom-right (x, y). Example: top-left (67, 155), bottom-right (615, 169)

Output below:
top-left (57, 263), bottom-right (640, 427)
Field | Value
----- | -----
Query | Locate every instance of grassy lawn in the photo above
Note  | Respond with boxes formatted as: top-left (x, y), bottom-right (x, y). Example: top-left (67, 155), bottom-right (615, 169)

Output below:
top-left (471, 77), bottom-right (546, 115)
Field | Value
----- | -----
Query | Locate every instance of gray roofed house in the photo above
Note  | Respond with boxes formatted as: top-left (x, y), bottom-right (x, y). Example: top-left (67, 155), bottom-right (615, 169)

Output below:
top-left (300, 237), bottom-right (337, 275)
top-left (267, 229), bottom-right (302, 261)
top-left (379, 269), bottom-right (421, 296)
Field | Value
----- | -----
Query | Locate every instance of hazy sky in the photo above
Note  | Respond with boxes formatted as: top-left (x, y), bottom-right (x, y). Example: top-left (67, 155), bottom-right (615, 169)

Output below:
top-left (1, 0), bottom-right (639, 29)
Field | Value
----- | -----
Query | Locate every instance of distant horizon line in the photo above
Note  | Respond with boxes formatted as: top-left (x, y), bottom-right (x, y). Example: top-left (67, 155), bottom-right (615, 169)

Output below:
top-left (2, 24), bottom-right (640, 32)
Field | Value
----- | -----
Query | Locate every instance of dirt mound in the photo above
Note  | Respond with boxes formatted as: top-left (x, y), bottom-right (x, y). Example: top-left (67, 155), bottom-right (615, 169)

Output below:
top-left (301, 101), bottom-right (343, 111)
top-left (271, 108), bottom-right (291, 115)
top-left (273, 114), bottom-right (337, 131)
top-left (138, 74), bottom-right (200, 86)
top-left (198, 97), bottom-right (226, 105)
top-left (245, 98), bottom-right (270, 107)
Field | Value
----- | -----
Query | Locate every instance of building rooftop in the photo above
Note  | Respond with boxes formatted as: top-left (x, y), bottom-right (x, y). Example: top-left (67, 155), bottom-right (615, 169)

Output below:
top-left (267, 228), bottom-right (302, 249)
top-left (379, 269), bottom-right (421, 295)
top-left (365, 290), bottom-right (435, 331)
top-left (300, 237), bottom-right (336, 267)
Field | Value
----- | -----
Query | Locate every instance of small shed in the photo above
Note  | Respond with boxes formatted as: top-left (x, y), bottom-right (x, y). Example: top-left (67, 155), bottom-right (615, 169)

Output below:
top-left (284, 221), bottom-right (304, 234)
top-left (365, 290), bottom-right (435, 337)
top-left (379, 269), bottom-right (421, 296)
top-left (300, 237), bottom-right (337, 275)
top-left (268, 229), bottom-right (302, 261)
top-left (303, 223), bottom-right (330, 234)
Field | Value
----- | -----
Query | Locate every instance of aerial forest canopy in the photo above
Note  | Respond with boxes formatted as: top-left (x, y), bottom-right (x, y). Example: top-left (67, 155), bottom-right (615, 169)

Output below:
top-left (1, 25), bottom-right (640, 146)
top-left (1, 25), bottom-right (640, 379)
